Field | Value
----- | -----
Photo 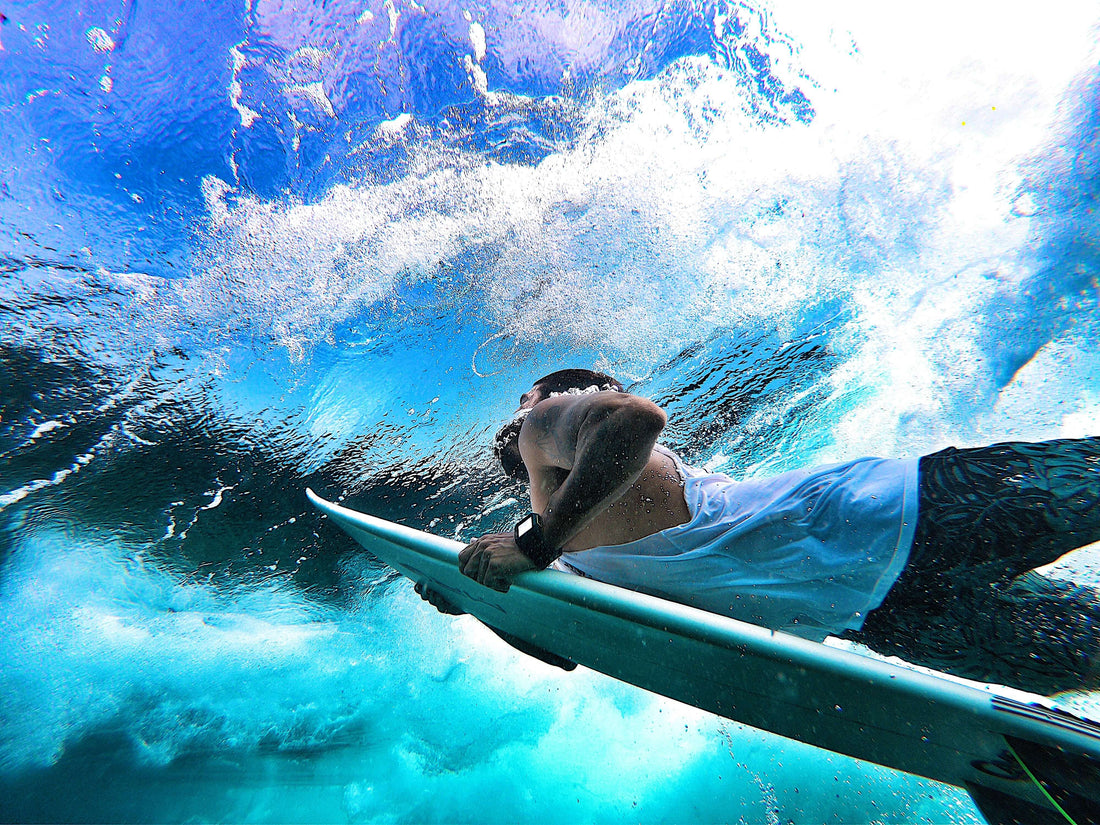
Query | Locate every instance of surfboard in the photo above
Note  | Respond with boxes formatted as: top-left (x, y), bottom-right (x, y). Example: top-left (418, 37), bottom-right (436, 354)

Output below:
top-left (306, 489), bottom-right (1100, 824)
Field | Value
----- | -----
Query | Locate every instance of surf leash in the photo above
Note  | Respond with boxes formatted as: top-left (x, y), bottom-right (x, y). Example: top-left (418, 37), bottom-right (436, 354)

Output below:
top-left (1005, 741), bottom-right (1079, 825)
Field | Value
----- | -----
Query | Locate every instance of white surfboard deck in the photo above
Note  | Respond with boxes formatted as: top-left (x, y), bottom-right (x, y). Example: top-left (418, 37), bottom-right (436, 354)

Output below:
top-left (307, 489), bottom-right (1100, 820)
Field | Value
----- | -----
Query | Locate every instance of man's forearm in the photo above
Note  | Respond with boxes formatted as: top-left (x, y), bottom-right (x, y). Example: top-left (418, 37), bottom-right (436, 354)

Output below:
top-left (540, 401), bottom-right (665, 550)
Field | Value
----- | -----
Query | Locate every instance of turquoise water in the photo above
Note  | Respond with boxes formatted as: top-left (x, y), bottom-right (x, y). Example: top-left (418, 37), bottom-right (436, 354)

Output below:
top-left (2, 1), bottom-right (1099, 821)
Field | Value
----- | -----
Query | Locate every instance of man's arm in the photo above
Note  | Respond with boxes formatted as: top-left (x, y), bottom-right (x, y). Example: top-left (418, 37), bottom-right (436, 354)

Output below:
top-left (524, 391), bottom-right (667, 549)
top-left (458, 392), bottom-right (667, 591)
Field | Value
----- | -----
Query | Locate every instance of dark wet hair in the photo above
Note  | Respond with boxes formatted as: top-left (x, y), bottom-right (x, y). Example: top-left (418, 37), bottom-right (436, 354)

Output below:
top-left (530, 368), bottom-right (623, 395)
top-left (493, 415), bottom-right (529, 481)
top-left (492, 369), bottom-right (623, 481)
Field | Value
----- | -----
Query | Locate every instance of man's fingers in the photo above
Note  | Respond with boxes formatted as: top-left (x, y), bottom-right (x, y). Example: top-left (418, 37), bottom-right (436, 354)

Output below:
top-left (414, 581), bottom-right (466, 616)
top-left (459, 541), bottom-right (481, 578)
top-left (458, 540), bottom-right (477, 570)
top-left (457, 533), bottom-right (526, 591)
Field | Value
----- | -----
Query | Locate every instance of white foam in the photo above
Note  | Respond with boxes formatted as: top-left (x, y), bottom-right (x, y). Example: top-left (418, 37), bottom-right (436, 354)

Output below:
top-left (29, 419), bottom-right (63, 439)
top-left (385, 0), bottom-right (398, 38)
top-left (377, 112), bottom-right (412, 134)
top-left (1062, 401), bottom-right (1100, 438)
top-left (469, 21), bottom-right (486, 63)
top-left (0, 435), bottom-right (111, 511)
top-left (229, 45), bottom-right (261, 128)
top-left (85, 27), bottom-right (115, 53)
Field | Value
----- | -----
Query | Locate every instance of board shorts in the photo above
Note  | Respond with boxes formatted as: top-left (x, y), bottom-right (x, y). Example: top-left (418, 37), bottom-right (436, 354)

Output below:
top-left (847, 437), bottom-right (1100, 694)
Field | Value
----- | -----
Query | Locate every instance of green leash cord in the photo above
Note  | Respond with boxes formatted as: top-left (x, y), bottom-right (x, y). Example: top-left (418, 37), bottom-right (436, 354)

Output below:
top-left (1005, 741), bottom-right (1079, 825)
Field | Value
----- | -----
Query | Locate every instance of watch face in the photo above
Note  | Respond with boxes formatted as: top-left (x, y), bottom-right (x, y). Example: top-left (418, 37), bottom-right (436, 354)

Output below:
top-left (517, 517), bottom-right (534, 537)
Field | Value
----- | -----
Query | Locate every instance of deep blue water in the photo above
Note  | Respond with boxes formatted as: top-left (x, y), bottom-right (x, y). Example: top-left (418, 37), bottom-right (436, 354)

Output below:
top-left (2, 1), bottom-right (1099, 822)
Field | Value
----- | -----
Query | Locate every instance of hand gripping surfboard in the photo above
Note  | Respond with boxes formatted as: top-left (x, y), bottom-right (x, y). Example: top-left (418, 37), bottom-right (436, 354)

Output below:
top-left (307, 489), bottom-right (1100, 824)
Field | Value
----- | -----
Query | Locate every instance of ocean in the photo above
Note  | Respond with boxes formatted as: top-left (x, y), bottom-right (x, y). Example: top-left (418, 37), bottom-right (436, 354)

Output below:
top-left (2, 0), bottom-right (1098, 821)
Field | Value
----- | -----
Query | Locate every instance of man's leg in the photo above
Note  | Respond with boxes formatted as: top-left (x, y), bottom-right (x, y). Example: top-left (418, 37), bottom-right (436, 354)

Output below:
top-left (974, 572), bottom-right (1100, 693)
top-left (852, 436), bottom-right (1100, 693)
top-left (852, 573), bottom-right (1100, 694)
top-left (911, 437), bottom-right (1100, 578)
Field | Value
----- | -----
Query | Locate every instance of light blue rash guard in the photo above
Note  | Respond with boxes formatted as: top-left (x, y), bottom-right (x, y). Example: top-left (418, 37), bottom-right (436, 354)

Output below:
top-left (554, 448), bottom-right (920, 641)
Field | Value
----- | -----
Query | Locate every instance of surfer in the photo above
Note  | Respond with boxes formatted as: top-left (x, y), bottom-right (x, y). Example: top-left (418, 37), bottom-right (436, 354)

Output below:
top-left (425, 368), bottom-right (1100, 694)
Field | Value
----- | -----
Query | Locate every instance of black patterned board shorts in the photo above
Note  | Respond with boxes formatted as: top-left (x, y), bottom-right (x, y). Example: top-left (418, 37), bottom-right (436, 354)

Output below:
top-left (847, 437), bottom-right (1100, 695)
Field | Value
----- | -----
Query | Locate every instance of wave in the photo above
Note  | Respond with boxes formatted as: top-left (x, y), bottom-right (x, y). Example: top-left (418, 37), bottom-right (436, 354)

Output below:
top-left (2, 1), bottom-right (1099, 820)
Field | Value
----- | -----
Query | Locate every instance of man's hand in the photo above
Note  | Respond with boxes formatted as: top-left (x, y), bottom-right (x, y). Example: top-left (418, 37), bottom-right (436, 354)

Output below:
top-left (458, 532), bottom-right (538, 592)
top-left (414, 581), bottom-right (466, 615)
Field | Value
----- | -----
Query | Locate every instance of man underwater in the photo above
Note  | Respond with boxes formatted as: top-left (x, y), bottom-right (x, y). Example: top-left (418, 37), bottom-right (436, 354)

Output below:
top-left (425, 368), bottom-right (1100, 695)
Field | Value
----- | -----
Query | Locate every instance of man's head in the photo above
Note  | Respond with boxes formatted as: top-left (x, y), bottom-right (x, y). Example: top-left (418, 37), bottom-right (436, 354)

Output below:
top-left (492, 368), bottom-right (624, 481)
top-left (524, 368), bottom-right (623, 404)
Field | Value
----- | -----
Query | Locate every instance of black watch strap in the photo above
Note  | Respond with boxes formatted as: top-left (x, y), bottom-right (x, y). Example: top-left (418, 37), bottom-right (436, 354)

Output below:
top-left (514, 512), bottom-right (559, 569)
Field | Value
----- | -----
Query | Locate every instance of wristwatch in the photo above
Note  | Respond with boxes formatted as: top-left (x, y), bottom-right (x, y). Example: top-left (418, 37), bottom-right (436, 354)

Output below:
top-left (514, 512), bottom-right (559, 569)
